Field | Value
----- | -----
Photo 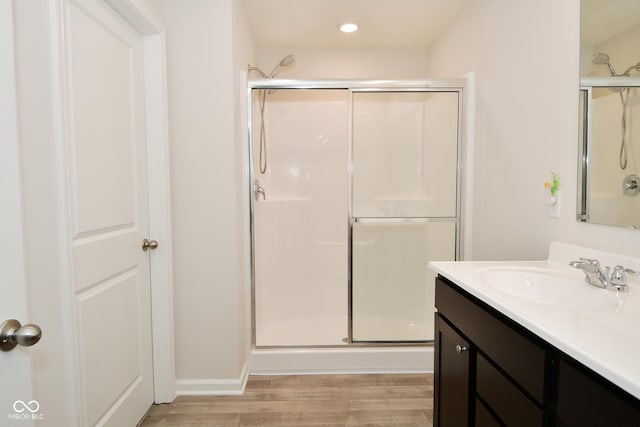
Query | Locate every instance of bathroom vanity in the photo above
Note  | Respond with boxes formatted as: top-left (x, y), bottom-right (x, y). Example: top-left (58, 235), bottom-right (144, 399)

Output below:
top-left (430, 243), bottom-right (640, 426)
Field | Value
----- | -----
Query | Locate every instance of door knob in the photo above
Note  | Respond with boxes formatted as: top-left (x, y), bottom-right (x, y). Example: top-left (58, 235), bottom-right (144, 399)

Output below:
top-left (142, 239), bottom-right (159, 251)
top-left (0, 319), bottom-right (42, 351)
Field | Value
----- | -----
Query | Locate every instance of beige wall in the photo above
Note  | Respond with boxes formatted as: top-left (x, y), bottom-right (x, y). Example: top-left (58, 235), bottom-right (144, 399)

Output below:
top-left (132, 0), bottom-right (164, 22)
top-left (165, 0), bottom-right (253, 388)
top-left (231, 0), bottom-right (255, 377)
top-left (255, 47), bottom-right (430, 79)
top-left (426, 0), bottom-right (640, 260)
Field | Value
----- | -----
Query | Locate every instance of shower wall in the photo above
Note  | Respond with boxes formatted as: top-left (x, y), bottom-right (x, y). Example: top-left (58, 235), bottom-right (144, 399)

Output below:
top-left (255, 48), bottom-right (430, 80)
top-left (253, 90), bottom-right (349, 346)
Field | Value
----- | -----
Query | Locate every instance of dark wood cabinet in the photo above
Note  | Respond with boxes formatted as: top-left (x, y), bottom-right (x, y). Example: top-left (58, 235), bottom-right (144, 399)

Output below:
top-left (434, 275), bottom-right (640, 427)
top-left (435, 315), bottom-right (472, 426)
top-left (556, 356), bottom-right (640, 427)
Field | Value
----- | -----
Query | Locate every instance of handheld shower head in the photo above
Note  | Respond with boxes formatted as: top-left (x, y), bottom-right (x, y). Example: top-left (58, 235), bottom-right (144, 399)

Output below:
top-left (591, 52), bottom-right (610, 65)
top-left (591, 52), bottom-right (618, 76)
top-left (268, 54), bottom-right (296, 78)
top-left (278, 54), bottom-right (295, 67)
top-left (249, 55), bottom-right (296, 79)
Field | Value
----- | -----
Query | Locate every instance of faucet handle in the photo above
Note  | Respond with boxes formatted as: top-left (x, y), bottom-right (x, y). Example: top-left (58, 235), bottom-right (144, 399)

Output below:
top-left (610, 265), bottom-right (638, 286)
top-left (579, 257), bottom-right (600, 267)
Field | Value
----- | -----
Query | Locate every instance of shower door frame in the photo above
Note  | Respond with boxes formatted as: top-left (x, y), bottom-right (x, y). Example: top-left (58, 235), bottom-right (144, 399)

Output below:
top-left (247, 78), bottom-right (467, 349)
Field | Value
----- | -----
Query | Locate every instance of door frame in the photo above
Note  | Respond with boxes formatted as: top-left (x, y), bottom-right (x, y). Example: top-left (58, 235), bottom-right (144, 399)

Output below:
top-left (48, 0), bottom-right (176, 405)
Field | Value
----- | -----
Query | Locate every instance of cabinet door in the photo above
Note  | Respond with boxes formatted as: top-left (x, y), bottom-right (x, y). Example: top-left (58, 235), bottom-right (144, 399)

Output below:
top-left (435, 314), bottom-right (471, 427)
top-left (557, 357), bottom-right (640, 426)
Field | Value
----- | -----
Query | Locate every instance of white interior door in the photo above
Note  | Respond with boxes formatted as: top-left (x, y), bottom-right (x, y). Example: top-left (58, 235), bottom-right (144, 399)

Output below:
top-left (63, 0), bottom-right (154, 425)
top-left (1, 2), bottom-right (34, 423)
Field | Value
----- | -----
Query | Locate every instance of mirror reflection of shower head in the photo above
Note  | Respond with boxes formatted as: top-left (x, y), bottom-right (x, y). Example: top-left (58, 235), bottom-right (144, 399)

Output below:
top-left (591, 52), bottom-right (610, 65)
top-left (268, 54), bottom-right (295, 78)
top-left (590, 52), bottom-right (638, 170)
top-left (591, 52), bottom-right (618, 76)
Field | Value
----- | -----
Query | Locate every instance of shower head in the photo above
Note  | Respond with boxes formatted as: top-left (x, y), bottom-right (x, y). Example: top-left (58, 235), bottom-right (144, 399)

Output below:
top-left (268, 54), bottom-right (296, 78)
top-left (248, 54), bottom-right (296, 79)
top-left (591, 52), bottom-right (610, 65)
top-left (279, 54), bottom-right (296, 67)
top-left (591, 52), bottom-right (618, 76)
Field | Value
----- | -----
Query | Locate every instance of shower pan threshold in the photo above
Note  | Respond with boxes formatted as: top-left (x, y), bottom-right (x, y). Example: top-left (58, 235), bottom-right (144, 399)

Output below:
top-left (249, 346), bottom-right (433, 375)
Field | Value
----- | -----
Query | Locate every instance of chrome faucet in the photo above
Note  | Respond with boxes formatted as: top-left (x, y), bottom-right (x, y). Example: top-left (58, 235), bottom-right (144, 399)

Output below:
top-left (254, 179), bottom-right (266, 201)
top-left (569, 258), bottom-right (637, 292)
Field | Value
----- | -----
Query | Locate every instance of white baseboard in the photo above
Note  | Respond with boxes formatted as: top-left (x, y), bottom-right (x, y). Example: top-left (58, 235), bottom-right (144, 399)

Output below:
top-left (175, 347), bottom-right (434, 395)
top-left (175, 363), bottom-right (249, 396)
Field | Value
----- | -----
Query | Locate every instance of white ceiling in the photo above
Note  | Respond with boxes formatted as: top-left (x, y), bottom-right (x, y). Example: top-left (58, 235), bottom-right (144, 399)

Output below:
top-left (241, 0), bottom-right (469, 48)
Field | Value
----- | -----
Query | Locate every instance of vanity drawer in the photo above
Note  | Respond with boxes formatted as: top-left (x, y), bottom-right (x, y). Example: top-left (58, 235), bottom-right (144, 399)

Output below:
top-left (476, 354), bottom-right (543, 427)
top-left (435, 277), bottom-right (547, 403)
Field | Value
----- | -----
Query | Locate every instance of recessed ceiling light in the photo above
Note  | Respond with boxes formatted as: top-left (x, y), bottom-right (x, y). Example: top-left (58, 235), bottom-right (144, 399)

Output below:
top-left (339, 22), bottom-right (359, 33)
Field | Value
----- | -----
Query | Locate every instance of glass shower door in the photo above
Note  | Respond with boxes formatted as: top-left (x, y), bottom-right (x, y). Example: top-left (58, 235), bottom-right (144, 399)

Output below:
top-left (252, 89), bottom-right (349, 346)
top-left (351, 90), bottom-right (460, 342)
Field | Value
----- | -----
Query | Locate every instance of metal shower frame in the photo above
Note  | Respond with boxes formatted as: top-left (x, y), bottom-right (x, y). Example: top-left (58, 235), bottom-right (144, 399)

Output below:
top-left (246, 78), bottom-right (467, 349)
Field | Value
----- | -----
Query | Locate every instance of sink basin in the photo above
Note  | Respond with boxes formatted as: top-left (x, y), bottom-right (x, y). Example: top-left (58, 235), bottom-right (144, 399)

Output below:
top-left (478, 267), bottom-right (623, 311)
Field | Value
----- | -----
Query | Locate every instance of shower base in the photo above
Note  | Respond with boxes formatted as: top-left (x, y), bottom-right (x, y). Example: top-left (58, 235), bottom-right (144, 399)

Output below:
top-left (255, 316), bottom-right (348, 347)
top-left (249, 346), bottom-right (433, 375)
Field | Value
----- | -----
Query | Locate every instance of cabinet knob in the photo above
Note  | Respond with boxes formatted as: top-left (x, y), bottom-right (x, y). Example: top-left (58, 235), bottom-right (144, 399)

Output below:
top-left (455, 344), bottom-right (468, 354)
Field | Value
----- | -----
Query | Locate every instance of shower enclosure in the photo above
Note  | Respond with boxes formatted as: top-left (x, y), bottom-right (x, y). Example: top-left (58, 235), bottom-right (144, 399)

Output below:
top-left (248, 80), bottom-right (464, 349)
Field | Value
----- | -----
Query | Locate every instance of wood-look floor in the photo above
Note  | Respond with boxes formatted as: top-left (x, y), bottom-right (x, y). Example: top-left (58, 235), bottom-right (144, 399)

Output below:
top-left (140, 373), bottom-right (434, 427)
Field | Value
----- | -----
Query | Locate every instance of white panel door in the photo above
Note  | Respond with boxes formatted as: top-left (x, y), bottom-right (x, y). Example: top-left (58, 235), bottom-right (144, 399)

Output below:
top-left (63, 1), bottom-right (153, 425)
top-left (0, 2), bottom-right (34, 423)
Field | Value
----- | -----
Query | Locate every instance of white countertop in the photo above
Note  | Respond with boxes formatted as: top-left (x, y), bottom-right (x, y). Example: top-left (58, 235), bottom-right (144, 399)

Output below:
top-left (429, 242), bottom-right (640, 400)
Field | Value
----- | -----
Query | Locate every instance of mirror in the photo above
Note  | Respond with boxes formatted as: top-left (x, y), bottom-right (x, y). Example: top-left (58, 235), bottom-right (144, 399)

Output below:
top-left (578, 0), bottom-right (640, 228)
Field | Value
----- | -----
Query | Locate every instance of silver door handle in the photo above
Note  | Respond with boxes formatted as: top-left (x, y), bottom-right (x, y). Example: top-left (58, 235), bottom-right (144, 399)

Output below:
top-left (0, 319), bottom-right (42, 351)
top-left (142, 239), bottom-right (159, 251)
